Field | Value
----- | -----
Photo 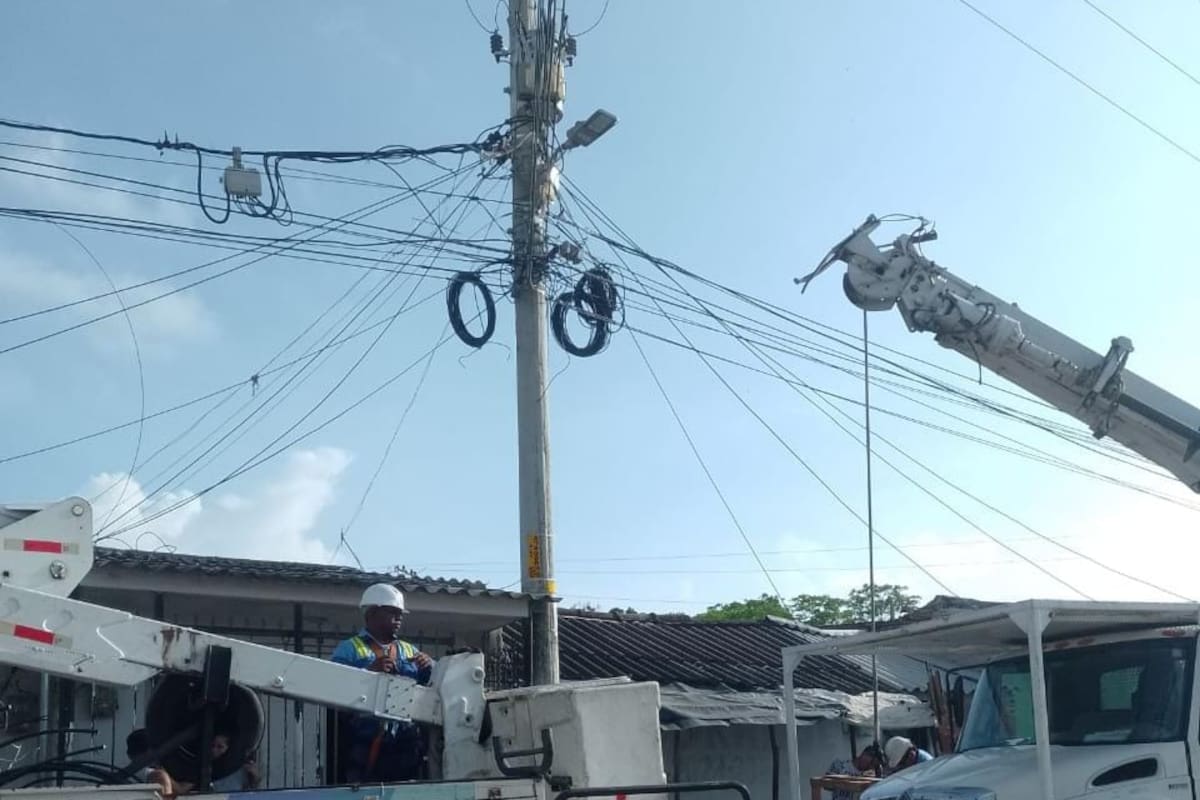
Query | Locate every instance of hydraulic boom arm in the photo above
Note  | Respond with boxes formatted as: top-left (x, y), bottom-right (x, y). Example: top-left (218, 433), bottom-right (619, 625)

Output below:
top-left (800, 215), bottom-right (1200, 493)
top-left (0, 499), bottom-right (487, 740)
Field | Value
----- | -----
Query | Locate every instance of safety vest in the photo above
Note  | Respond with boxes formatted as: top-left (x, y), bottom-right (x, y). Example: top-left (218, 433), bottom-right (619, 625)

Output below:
top-left (349, 635), bottom-right (416, 666)
top-left (348, 635), bottom-right (421, 773)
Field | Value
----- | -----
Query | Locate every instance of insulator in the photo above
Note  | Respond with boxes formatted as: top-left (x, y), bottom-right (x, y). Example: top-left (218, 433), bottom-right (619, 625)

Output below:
top-left (490, 31), bottom-right (505, 61)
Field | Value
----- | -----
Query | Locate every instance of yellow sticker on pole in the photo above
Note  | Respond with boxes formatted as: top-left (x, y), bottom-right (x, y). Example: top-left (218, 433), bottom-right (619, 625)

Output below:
top-left (526, 535), bottom-right (542, 579)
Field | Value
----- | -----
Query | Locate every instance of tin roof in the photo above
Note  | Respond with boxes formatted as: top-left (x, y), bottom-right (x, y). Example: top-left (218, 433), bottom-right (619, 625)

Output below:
top-left (500, 610), bottom-right (912, 693)
top-left (91, 546), bottom-right (528, 599)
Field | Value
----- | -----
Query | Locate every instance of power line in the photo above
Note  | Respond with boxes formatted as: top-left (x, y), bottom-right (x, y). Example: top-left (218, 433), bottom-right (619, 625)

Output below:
top-left (465, 0), bottom-right (495, 32)
top-left (401, 536), bottom-right (1109, 569)
top-left (0, 137), bottom-right (523, 197)
top-left (97, 163), bottom-right (499, 538)
top-left (408, 554), bottom-right (1089, 576)
top-left (627, 329), bottom-right (792, 611)
top-left (737, 324), bottom-right (1190, 600)
top-left (0, 152), bottom-right (510, 271)
top-left (1080, 0), bottom-right (1200, 88)
top-left (634, 269), bottom-right (1182, 594)
top-left (562, 188), bottom-right (958, 595)
top-left (565, 214), bottom-right (1170, 469)
top-left (89, 265), bottom-right (408, 511)
top-left (0, 206), bottom-right (507, 301)
top-left (637, 254), bottom-right (1083, 597)
top-left (569, 0), bottom-right (611, 36)
top-left (621, 282), bottom-right (1164, 476)
top-left (399, 534), bottom-right (1095, 567)
top-left (554, 206), bottom-right (1162, 467)
top-left (559, 180), bottom-right (1196, 597)
top-left (51, 224), bottom-right (146, 535)
top-left (0, 118), bottom-right (500, 227)
top-left (954, 0), bottom-right (1200, 166)
top-left (554, 198), bottom-right (1194, 506)
top-left (0, 281), bottom-right (475, 466)
top-left (0, 163), bottom-right (491, 357)
top-left (546, 242), bottom-right (1194, 511)
top-left (334, 170), bottom-right (509, 541)
top-left (101, 316), bottom-right (481, 540)
top-left (340, 322), bottom-right (446, 540)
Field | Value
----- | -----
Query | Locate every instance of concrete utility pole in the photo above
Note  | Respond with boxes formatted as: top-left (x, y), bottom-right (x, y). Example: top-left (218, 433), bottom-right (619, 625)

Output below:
top-left (509, 0), bottom-right (561, 685)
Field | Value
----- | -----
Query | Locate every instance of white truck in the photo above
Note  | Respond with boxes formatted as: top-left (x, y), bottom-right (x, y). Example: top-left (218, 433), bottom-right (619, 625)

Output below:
top-left (0, 499), bottom-right (750, 800)
top-left (785, 217), bottom-right (1200, 800)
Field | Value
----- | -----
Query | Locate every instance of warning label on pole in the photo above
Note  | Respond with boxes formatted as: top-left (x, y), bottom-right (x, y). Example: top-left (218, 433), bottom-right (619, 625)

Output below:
top-left (526, 535), bottom-right (542, 579)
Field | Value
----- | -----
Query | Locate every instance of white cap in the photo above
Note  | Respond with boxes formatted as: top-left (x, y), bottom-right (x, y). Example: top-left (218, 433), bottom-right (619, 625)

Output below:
top-left (359, 583), bottom-right (406, 612)
top-left (884, 736), bottom-right (913, 767)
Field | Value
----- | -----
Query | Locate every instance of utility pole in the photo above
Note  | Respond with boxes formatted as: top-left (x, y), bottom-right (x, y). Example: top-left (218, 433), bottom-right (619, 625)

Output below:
top-left (509, 0), bottom-right (561, 685)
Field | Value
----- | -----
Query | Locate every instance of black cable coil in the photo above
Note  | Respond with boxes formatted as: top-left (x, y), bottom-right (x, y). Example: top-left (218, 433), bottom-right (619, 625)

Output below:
top-left (447, 271), bottom-right (497, 348)
top-left (551, 266), bottom-right (620, 358)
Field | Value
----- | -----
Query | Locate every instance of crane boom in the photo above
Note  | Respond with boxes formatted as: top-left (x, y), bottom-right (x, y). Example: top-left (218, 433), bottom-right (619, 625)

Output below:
top-left (800, 215), bottom-right (1200, 493)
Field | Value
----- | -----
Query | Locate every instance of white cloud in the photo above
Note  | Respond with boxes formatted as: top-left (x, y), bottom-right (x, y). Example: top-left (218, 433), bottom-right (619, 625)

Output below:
top-left (2, 131), bottom-right (193, 228)
top-left (0, 246), bottom-right (217, 356)
top-left (773, 491), bottom-right (1200, 606)
top-left (83, 446), bottom-right (352, 562)
top-left (0, 131), bottom-right (219, 356)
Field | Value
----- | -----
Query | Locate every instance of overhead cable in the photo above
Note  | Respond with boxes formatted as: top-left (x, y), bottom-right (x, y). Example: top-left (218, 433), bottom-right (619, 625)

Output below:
top-left (954, 0), bottom-right (1200, 166)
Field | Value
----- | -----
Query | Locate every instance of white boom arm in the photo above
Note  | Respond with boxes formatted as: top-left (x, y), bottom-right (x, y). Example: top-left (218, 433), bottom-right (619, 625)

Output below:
top-left (0, 499), bottom-right (486, 744)
top-left (800, 216), bottom-right (1200, 493)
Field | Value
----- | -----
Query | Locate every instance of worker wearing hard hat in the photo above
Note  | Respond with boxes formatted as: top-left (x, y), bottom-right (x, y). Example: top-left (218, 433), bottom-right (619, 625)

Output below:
top-left (883, 736), bottom-right (932, 773)
top-left (331, 583), bottom-right (435, 782)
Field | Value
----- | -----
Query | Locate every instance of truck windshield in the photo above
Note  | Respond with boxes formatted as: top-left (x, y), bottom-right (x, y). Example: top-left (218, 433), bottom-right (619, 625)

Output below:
top-left (958, 637), bottom-right (1193, 751)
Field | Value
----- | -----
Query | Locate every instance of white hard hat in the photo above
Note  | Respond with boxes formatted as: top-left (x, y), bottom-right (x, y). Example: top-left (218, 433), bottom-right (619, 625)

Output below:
top-left (884, 736), bottom-right (913, 767)
top-left (359, 583), bottom-right (406, 612)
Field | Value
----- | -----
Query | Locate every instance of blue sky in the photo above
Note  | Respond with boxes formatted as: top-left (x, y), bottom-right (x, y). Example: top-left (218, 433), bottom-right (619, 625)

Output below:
top-left (2, 1), bottom-right (1199, 614)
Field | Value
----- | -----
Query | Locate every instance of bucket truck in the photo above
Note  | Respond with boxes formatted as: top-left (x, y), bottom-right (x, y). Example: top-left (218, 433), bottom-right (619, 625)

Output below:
top-left (786, 218), bottom-right (1200, 800)
top-left (799, 215), bottom-right (1200, 493)
top-left (0, 499), bottom-right (749, 800)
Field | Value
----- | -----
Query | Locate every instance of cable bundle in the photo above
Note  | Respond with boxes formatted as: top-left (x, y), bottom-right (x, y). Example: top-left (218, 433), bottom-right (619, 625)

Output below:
top-left (551, 265), bottom-right (621, 357)
top-left (447, 271), bottom-right (497, 348)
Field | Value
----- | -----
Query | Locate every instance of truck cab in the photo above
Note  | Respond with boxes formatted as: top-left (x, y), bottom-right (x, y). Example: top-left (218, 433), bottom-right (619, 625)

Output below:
top-left (783, 600), bottom-right (1200, 800)
top-left (865, 628), bottom-right (1197, 800)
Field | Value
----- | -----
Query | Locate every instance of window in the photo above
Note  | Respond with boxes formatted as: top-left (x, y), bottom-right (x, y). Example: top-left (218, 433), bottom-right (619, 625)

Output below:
top-left (958, 637), bottom-right (1193, 751)
top-left (1099, 667), bottom-right (1141, 712)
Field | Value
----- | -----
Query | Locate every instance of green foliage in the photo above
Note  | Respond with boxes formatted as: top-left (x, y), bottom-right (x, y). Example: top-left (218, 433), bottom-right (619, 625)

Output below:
top-left (697, 585), bottom-right (922, 625)
top-left (696, 594), bottom-right (791, 622)
top-left (791, 593), bottom-right (852, 625)
top-left (846, 583), bottom-right (921, 622)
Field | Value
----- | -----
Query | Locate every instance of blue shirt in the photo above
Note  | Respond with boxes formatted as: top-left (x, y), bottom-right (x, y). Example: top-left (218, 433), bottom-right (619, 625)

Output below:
top-left (825, 758), bottom-right (863, 800)
top-left (330, 631), bottom-right (434, 743)
top-left (330, 630), bottom-right (433, 683)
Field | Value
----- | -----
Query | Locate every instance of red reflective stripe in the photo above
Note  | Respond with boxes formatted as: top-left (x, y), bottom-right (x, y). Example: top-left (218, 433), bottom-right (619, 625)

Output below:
top-left (22, 539), bottom-right (63, 553)
top-left (13, 625), bottom-right (55, 645)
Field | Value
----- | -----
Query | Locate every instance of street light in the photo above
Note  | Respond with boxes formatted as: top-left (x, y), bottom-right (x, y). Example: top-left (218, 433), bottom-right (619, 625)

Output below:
top-left (563, 109), bottom-right (618, 151)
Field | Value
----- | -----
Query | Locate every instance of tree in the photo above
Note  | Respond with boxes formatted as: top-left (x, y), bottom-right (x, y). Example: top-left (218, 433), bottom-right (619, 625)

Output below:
top-left (846, 584), bottom-right (921, 622)
top-left (790, 594), bottom-right (852, 626)
top-left (697, 586), bottom-right (922, 626)
top-left (696, 594), bottom-right (790, 622)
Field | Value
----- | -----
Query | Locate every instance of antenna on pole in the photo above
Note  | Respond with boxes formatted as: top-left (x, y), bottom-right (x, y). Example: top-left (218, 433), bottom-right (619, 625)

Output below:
top-left (863, 309), bottom-right (881, 751)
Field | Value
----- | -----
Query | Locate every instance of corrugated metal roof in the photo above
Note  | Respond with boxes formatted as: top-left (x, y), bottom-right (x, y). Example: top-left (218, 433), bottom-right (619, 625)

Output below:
top-left (500, 610), bottom-right (906, 694)
top-left (658, 683), bottom-right (933, 730)
top-left (91, 547), bottom-right (528, 599)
